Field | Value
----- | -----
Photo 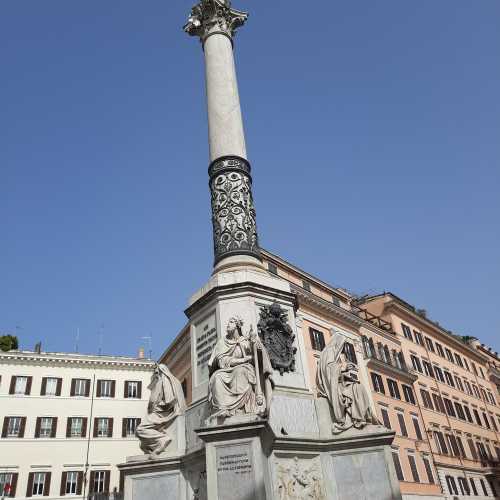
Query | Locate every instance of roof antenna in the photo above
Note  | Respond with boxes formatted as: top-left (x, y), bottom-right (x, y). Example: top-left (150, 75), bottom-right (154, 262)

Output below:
top-left (75, 327), bottom-right (80, 353)
top-left (98, 324), bottom-right (104, 355)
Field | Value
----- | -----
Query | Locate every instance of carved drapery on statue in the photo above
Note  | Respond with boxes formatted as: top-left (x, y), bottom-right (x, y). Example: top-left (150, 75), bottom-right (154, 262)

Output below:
top-left (135, 364), bottom-right (186, 458)
top-left (208, 317), bottom-right (273, 422)
top-left (209, 156), bottom-right (261, 264)
top-left (184, 0), bottom-right (248, 43)
top-left (258, 302), bottom-right (296, 375)
top-left (316, 330), bottom-right (378, 434)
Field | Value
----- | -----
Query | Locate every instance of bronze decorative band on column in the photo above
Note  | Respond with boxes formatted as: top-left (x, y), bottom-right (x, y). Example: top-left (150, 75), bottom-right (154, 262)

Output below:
top-left (208, 155), bottom-right (261, 265)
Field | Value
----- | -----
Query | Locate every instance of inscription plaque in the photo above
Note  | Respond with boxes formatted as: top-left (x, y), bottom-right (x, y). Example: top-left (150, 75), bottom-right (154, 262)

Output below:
top-left (216, 443), bottom-right (255, 499)
top-left (195, 313), bottom-right (218, 384)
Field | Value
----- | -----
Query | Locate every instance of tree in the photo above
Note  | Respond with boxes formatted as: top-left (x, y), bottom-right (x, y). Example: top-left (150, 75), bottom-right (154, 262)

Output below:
top-left (0, 334), bottom-right (19, 352)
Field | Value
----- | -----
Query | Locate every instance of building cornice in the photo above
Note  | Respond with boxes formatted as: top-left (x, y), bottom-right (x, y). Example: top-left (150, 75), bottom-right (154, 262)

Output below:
top-left (0, 351), bottom-right (156, 370)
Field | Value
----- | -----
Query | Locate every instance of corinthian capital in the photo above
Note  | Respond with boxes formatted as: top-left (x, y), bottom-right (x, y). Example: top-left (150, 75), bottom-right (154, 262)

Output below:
top-left (184, 0), bottom-right (248, 43)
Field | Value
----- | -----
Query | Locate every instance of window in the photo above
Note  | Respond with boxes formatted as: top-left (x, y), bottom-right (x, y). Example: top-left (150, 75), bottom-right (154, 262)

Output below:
top-left (458, 477), bottom-right (470, 496)
top-left (488, 479), bottom-right (497, 496)
top-left (387, 379), bottom-right (401, 400)
top-left (476, 442), bottom-right (488, 460)
top-left (432, 393), bottom-right (445, 413)
top-left (90, 471), bottom-right (109, 494)
top-left (63, 471), bottom-right (80, 496)
top-left (472, 384), bottom-right (480, 399)
top-left (473, 408), bottom-right (481, 426)
top-left (444, 371), bottom-right (455, 387)
top-left (454, 376), bottom-right (464, 392)
top-left (446, 434), bottom-right (460, 457)
top-left (454, 402), bottom-right (466, 420)
top-left (309, 328), bottom-right (325, 352)
top-left (122, 418), bottom-right (141, 437)
top-left (362, 336), bottom-right (375, 358)
top-left (491, 416), bottom-right (498, 432)
top-left (488, 392), bottom-right (496, 405)
top-left (302, 280), bottom-right (311, 292)
top-left (456, 436), bottom-right (466, 457)
top-left (67, 417), bottom-right (86, 438)
top-left (445, 476), bottom-right (458, 495)
top-left (463, 405), bottom-right (473, 423)
top-left (2, 416), bottom-right (25, 438)
top-left (41, 377), bottom-right (61, 396)
top-left (410, 355), bottom-right (422, 373)
top-left (407, 454), bottom-right (420, 483)
top-left (445, 348), bottom-right (454, 363)
top-left (481, 388), bottom-right (488, 402)
top-left (29, 472), bottom-right (49, 497)
top-left (267, 262), bottom-right (277, 275)
top-left (420, 389), bottom-right (433, 410)
top-left (414, 331), bottom-right (424, 346)
top-left (422, 360), bottom-right (434, 378)
top-left (472, 362), bottom-right (478, 376)
top-left (97, 380), bottom-right (115, 398)
top-left (463, 357), bottom-right (470, 371)
top-left (401, 323), bottom-right (413, 341)
top-left (443, 398), bottom-right (456, 418)
top-left (402, 385), bottom-right (416, 404)
top-left (422, 456), bottom-right (434, 484)
top-left (434, 431), bottom-right (448, 454)
top-left (397, 413), bottom-right (408, 437)
top-left (392, 452), bottom-right (404, 481)
top-left (464, 380), bottom-right (472, 395)
top-left (371, 373), bottom-right (385, 394)
top-left (35, 417), bottom-right (56, 438)
top-left (94, 418), bottom-right (112, 438)
top-left (412, 417), bottom-right (423, 440)
top-left (469, 478), bottom-right (478, 496)
top-left (71, 379), bottom-right (90, 397)
top-left (482, 412), bottom-right (491, 429)
top-left (479, 366), bottom-right (485, 378)
top-left (434, 366), bottom-right (445, 383)
top-left (480, 479), bottom-right (488, 496)
top-left (467, 439), bottom-right (478, 460)
top-left (425, 337), bottom-right (435, 352)
top-left (10, 376), bottom-right (32, 395)
top-left (0, 473), bottom-right (17, 498)
top-left (125, 381), bottom-right (141, 399)
top-left (435, 342), bottom-right (445, 358)
top-left (343, 342), bottom-right (357, 364)
top-left (380, 408), bottom-right (391, 429)
top-left (454, 353), bottom-right (464, 368)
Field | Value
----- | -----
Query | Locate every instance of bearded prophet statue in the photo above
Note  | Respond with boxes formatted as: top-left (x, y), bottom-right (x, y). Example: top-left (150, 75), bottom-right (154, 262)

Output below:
top-left (135, 363), bottom-right (186, 458)
top-left (208, 317), bottom-right (274, 421)
top-left (316, 330), bottom-right (379, 434)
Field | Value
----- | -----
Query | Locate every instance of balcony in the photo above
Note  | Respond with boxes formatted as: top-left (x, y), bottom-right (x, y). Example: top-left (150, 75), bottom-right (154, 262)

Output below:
top-left (363, 337), bottom-right (417, 383)
top-left (351, 305), bottom-right (394, 333)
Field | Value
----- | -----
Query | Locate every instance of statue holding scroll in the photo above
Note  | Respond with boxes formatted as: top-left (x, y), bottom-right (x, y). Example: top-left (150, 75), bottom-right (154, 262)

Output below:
top-left (135, 363), bottom-right (186, 458)
top-left (208, 317), bottom-right (274, 421)
top-left (316, 330), bottom-right (378, 434)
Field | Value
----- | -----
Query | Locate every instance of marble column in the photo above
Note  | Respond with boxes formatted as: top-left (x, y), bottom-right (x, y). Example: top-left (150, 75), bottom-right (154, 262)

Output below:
top-left (184, 0), bottom-right (262, 271)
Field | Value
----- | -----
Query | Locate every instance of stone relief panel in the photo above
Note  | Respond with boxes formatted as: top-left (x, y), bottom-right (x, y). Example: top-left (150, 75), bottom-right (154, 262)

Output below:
top-left (274, 456), bottom-right (326, 500)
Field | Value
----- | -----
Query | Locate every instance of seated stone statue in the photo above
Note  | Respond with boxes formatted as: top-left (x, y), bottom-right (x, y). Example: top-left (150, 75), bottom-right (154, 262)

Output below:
top-left (316, 330), bottom-right (378, 434)
top-left (208, 316), bottom-right (273, 421)
top-left (135, 363), bottom-right (186, 458)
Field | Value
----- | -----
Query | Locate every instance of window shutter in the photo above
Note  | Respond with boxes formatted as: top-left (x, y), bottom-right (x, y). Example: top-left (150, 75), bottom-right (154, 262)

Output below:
top-left (104, 471), bottom-right (110, 493)
top-left (111, 381), bottom-right (116, 398)
top-left (107, 418), bottom-right (113, 438)
top-left (35, 417), bottom-right (42, 438)
top-left (56, 378), bottom-right (62, 396)
top-left (137, 381), bottom-right (142, 399)
top-left (70, 379), bottom-right (76, 397)
top-left (81, 418), bottom-right (88, 438)
top-left (10, 473), bottom-right (18, 497)
top-left (51, 417), bottom-right (57, 438)
top-left (124, 381), bottom-right (129, 398)
top-left (43, 472), bottom-right (51, 496)
top-left (85, 379), bottom-right (91, 397)
top-left (66, 418), bottom-right (71, 438)
top-left (40, 378), bottom-right (47, 396)
top-left (89, 472), bottom-right (95, 494)
top-left (9, 377), bottom-right (16, 395)
top-left (60, 472), bottom-right (67, 496)
top-left (26, 473), bottom-right (34, 497)
top-left (76, 472), bottom-right (83, 495)
top-left (93, 418), bottom-right (98, 438)
top-left (96, 380), bottom-right (101, 398)
top-left (19, 417), bottom-right (26, 438)
top-left (122, 418), bottom-right (127, 438)
top-left (25, 377), bottom-right (32, 395)
top-left (2, 417), bottom-right (8, 438)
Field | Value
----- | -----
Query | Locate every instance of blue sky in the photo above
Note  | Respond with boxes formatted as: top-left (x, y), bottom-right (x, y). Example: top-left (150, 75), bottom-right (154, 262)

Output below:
top-left (1, 0), bottom-right (499, 357)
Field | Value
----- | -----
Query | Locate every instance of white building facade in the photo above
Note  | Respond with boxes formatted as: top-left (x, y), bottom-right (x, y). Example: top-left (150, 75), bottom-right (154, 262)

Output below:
top-left (0, 351), bottom-right (155, 500)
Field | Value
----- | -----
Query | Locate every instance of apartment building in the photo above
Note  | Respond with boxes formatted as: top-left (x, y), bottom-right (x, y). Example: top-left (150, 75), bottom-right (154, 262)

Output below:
top-left (358, 293), bottom-right (500, 499)
top-left (0, 350), bottom-right (155, 500)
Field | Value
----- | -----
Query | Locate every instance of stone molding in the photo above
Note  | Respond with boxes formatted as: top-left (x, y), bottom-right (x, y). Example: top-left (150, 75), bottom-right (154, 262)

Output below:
top-left (184, 0), bottom-right (248, 44)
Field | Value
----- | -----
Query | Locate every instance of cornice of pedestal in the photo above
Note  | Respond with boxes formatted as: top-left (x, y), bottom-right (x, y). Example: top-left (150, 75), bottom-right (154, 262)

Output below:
top-left (184, 0), bottom-right (248, 44)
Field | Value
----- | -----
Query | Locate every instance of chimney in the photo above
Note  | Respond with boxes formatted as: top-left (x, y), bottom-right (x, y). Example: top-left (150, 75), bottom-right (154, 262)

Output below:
top-left (138, 346), bottom-right (145, 359)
